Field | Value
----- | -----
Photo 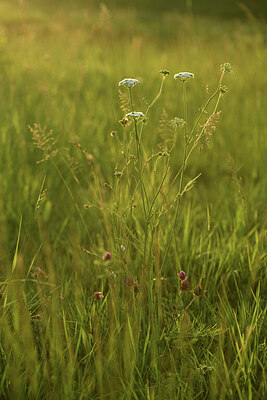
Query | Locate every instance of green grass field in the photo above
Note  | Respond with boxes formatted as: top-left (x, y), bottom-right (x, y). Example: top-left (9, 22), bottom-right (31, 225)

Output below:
top-left (0, 1), bottom-right (266, 399)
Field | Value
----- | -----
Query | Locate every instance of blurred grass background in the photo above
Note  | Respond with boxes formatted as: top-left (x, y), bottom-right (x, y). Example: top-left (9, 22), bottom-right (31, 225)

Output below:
top-left (0, 0), bottom-right (266, 398)
top-left (0, 0), bottom-right (266, 249)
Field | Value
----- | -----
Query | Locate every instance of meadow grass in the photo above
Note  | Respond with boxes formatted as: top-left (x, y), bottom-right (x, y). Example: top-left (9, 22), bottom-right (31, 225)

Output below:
top-left (0, 2), bottom-right (266, 399)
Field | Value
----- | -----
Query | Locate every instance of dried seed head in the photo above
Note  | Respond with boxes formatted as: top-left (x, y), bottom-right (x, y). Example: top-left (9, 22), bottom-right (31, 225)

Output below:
top-left (160, 69), bottom-right (170, 76)
top-left (119, 117), bottom-right (129, 127)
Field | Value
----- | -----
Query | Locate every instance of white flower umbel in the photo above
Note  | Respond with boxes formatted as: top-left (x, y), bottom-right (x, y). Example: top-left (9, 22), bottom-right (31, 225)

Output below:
top-left (125, 111), bottom-right (145, 120)
top-left (119, 78), bottom-right (139, 88)
top-left (174, 72), bottom-right (195, 82)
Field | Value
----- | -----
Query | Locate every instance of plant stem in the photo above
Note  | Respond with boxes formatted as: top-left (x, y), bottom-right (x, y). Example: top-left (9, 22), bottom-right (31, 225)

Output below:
top-left (161, 82), bottom-right (189, 271)
top-left (129, 88), bottom-right (147, 221)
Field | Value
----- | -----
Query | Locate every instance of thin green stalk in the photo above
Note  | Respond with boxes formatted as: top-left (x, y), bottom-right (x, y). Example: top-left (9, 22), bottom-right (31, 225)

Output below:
top-left (52, 158), bottom-right (92, 246)
top-left (161, 70), bottom-right (226, 270)
top-left (129, 88), bottom-right (147, 221)
top-left (139, 75), bottom-right (166, 143)
top-left (141, 76), bottom-right (167, 265)
top-left (161, 82), bottom-right (189, 271)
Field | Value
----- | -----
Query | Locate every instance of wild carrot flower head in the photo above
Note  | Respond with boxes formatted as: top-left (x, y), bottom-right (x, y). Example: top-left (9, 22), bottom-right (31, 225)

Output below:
top-left (174, 72), bottom-right (194, 82)
top-left (102, 251), bottom-right (112, 261)
top-left (125, 111), bottom-right (145, 120)
top-left (119, 78), bottom-right (139, 88)
top-left (94, 291), bottom-right (104, 300)
top-left (177, 270), bottom-right (187, 280)
top-left (220, 63), bottom-right (232, 73)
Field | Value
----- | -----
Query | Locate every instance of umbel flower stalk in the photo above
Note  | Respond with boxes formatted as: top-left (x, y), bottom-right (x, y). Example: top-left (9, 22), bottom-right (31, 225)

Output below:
top-left (161, 64), bottom-right (232, 270)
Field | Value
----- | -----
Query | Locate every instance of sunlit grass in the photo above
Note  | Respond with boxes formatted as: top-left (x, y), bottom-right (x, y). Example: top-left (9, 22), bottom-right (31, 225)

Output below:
top-left (0, 2), bottom-right (266, 399)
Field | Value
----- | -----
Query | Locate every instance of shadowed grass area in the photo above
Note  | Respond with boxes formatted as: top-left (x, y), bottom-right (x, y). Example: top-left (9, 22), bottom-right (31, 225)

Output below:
top-left (0, 2), bottom-right (266, 399)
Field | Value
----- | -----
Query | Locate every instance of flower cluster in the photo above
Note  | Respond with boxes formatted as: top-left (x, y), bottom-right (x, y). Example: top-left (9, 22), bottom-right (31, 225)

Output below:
top-left (177, 271), bottom-right (204, 297)
top-left (125, 111), bottom-right (145, 120)
top-left (220, 63), bottom-right (232, 73)
top-left (171, 117), bottom-right (186, 129)
top-left (174, 72), bottom-right (195, 82)
top-left (119, 78), bottom-right (139, 88)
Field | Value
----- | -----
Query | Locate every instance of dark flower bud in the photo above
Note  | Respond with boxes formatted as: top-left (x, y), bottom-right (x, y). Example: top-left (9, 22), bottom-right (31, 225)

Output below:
top-left (94, 291), bottom-right (104, 300)
top-left (160, 69), bottom-right (170, 76)
top-left (177, 270), bottom-right (187, 280)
